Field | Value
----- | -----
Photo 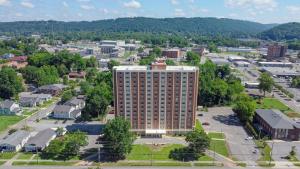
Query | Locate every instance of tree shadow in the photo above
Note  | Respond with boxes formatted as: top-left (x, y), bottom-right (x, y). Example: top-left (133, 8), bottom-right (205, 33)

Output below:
top-left (212, 114), bottom-right (242, 126)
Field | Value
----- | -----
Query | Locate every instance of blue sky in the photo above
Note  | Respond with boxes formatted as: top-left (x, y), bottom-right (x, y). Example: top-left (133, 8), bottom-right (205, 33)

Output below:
top-left (0, 0), bottom-right (299, 23)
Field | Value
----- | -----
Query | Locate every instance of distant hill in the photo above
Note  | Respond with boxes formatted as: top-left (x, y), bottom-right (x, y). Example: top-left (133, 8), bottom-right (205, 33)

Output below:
top-left (260, 22), bottom-right (300, 40)
top-left (0, 17), bottom-right (275, 38)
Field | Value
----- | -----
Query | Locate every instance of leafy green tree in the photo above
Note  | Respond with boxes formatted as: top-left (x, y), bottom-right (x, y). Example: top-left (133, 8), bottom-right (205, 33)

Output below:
top-left (83, 83), bottom-right (111, 118)
top-left (186, 51), bottom-right (200, 65)
top-left (212, 78), bottom-right (228, 105)
top-left (139, 55), bottom-right (156, 65)
top-left (103, 117), bottom-right (135, 161)
top-left (0, 67), bottom-right (24, 99)
top-left (169, 130), bottom-right (210, 161)
top-left (61, 90), bottom-right (74, 103)
top-left (258, 73), bottom-right (274, 96)
top-left (233, 94), bottom-right (256, 123)
top-left (85, 56), bottom-right (98, 68)
top-left (107, 60), bottom-right (120, 72)
top-left (165, 59), bottom-right (176, 65)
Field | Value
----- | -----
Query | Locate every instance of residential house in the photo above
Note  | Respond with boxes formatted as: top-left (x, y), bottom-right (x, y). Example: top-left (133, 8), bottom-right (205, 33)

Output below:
top-left (0, 130), bottom-right (31, 152)
top-left (19, 93), bottom-right (52, 107)
top-left (10, 56), bottom-right (28, 63)
top-left (52, 97), bottom-right (85, 119)
top-left (52, 105), bottom-right (81, 119)
top-left (24, 129), bottom-right (57, 152)
top-left (36, 84), bottom-right (66, 96)
top-left (0, 100), bottom-right (21, 115)
top-left (254, 109), bottom-right (300, 140)
top-left (64, 98), bottom-right (85, 110)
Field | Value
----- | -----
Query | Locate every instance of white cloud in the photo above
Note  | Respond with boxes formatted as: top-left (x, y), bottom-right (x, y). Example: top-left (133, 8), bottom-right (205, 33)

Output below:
top-left (0, 0), bottom-right (10, 6)
top-left (123, 0), bottom-right (141, 9)
top-left (174, 8), bottom-right (185, 17)
top-left (189, 0), bottom-right (195, 3)
top-left (225, 0), bottom-right (277, 11)
top-left (200, 8), bottom-right (209, 13)
top-left (100, 8), bottom-right (109, 14)
top-left (170, 0), bottom-right (179, 5)
top-left (21, 1), bottom-right (34, 8)
top-left (80, 4), bottom-right (94, 10)
top-left (15, 12), bottom-right (23, 17)
top-left (229, 13), bottom-right (238, 17)
top-left (286, 6), bottom-right (300, 14)
top-left (62, 1), bottom-right (68, 8)
top-left (77, 0), bottom-right (90, 2)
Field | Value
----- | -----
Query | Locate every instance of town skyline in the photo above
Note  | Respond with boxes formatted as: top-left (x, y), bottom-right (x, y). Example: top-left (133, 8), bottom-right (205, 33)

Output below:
top-left (0, 0), bottom-right (300, 24)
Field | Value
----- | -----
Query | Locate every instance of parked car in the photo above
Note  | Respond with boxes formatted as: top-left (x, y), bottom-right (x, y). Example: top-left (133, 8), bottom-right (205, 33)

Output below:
top-left (198, 113), bottom-right (203, 116)
top-left (245, 136), bottom-right (253, 140)
top-left (202, 122), bottom-right (210, 125)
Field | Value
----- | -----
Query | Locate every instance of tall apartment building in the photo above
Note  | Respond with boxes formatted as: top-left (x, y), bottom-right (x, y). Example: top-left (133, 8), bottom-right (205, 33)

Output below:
top-left (113, 62), bottom-right (199, 135)
top-left (267, 44), bottom-right (287, 60)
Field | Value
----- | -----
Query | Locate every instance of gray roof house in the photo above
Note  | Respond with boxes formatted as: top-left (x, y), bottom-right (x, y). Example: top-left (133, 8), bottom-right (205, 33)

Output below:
top-left (36, 84), bottom-right (66, 96)
top-left (0, 130), bottom-right (31, 152)
top-left (24, 129), bottom-right (57, 152)
top-left (0, 100), bottom-right (21, 115)
top-left (19, 93), bottom-right (52, 107)
top-left (52, 105), bottom-right (81, 119)
top-left (65, 98), bottom-right (85, 110)
top-left (255, 109), bottom-right (300, 140)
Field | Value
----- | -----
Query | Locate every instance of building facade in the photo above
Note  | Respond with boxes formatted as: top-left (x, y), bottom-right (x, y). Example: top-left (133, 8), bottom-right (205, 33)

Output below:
top-left (113, 62), bottom-right (199, 135)
top-left (162, 49), bottom-right (181, 59)
top-left (267, 44), bottom-right (287, 60)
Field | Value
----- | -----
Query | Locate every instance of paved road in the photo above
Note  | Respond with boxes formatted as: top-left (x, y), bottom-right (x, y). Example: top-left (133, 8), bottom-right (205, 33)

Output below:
top-left (199, 107), bottom-right (260, 165)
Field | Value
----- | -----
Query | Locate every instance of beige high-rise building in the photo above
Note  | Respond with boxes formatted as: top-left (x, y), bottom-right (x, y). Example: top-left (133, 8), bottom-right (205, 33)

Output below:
top-left (113, 62), bottom-right (199, 136)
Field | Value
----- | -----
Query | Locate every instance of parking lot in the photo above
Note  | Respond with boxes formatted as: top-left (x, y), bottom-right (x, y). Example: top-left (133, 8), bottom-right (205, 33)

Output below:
top-left (198, 107), bottom-right (260, 163)
top-left (268, 141), bottom-right (300, 161)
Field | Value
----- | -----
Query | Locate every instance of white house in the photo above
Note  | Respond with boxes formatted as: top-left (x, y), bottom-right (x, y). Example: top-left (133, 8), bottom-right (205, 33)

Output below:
top-left (52, 105), bottom-right (81, 119)
top-left (0, 100), bottom-right (21, 115)
top-left (0, 130), bottom-right (31, 152)
top-left (24, 129), bottom-right (57, 152)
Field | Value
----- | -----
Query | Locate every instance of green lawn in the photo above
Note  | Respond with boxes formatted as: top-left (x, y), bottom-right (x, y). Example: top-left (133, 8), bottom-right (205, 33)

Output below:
top-left (208, 132), bottom-right (225, 139)
top-left (256, 98), bottom-right (291, 111)
top-left (127, 144), bottom-right (213, 161)
top-left (12, 161), bottom-right (77, 166)
top-left (255, 140), bottom-right (272, 162)
top-left (209, 140), bottom-right (229, 157)
top-left (256, 98), bottom-right (300, 118)
top-left (17, 153), bottom-right (34, 160)
top-left (0, 116), bottom-right (24, 133)
top-left (0, 161), bottom-right (5, 165)
top-left (0, 152), bottom-right (17, 159)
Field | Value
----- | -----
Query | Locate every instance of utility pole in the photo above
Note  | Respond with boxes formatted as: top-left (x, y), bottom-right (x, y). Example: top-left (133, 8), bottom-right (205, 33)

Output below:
top-left (269, 141), bottom-right (274, 166)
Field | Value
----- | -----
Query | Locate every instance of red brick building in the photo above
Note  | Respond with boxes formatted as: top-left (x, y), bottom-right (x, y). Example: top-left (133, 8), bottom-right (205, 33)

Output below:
top-left (267, 44), bottom-right (287, 60)
top-left (113, 62), bottom-right (199, 135)
top-left (162, 49), bottom-right (181, 59)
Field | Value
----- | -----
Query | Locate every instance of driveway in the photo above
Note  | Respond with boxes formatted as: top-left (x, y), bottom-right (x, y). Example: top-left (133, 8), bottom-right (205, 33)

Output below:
top-left (267, 141), bottom-right (300, 161)
top-left (198, 107), bottom-right (260, 163)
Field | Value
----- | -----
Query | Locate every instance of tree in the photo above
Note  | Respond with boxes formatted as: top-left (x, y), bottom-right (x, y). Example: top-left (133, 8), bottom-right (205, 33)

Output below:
top-left (165, 59), bottom-right (176, 65)
top-left (61, 90), bottom-right (74, 103)
top-left (211, 78), bottom-right (228, 105)
top-left (0, 67), bottom-right (24, 99)
top-left (107, 60), bottom-right (120, 72)
top-left (103, 117), bottom-right (135, 161)
top-left (258, 73), bottom-right (274, 96)
top-left (186, 51), bottom-right (200, 65)
top-left (233, 94), bottom-right (256, 123)
top-left (83, 83), bottom-right (111, 118)
top-left (169, 130), bottom-right (210, 161)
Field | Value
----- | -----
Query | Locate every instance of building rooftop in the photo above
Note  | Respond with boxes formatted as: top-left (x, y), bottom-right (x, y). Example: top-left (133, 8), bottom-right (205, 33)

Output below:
top-left (256, 109), bottom-right (295, 129)
top-left (53, 105), bottom-right (73, 113)
top-left (24, 129), bottom-right (56, 148)
top-left (113, 65), bottom-right (198, 71)
top-left (0, 130), bottom-right (31, 146)
top-left (0, 100), bottom-right (15, 109)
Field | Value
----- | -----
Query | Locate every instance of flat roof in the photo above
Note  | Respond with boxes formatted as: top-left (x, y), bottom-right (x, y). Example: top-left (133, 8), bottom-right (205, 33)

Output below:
top-left (113, 66), bottom-right (198, 71)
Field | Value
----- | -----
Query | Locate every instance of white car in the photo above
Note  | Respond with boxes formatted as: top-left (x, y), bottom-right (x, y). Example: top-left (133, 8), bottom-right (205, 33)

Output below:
top-left (245, 136), bottom-right (253, 140)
